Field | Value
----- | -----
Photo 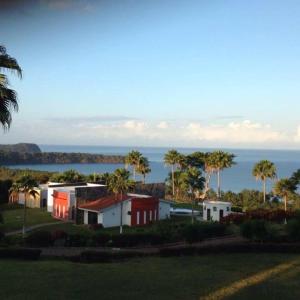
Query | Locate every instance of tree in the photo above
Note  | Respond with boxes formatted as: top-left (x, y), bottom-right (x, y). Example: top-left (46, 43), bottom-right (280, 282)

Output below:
top-left (108, 168), bottom-right (134, 234)
top-left (125, 150), bottom-right (143, 180)
top-left (10, 175), bottom-right (38, 236)
top-left (273, 178), bottom-right (296, 212)
top-left (209, 151), bottom-right (236, 198)
top-left (50, 169), bottom-right (85, 183)
top-left (185, 167), bottom-right (205, 223)
top-left (136, 156), bottom-right (151, 183)
top-left (252, 160), bottom-right (277, 203)
top-left (0, 45), bottom-right (22, 130)
top-left (164, 150), bottom-right (184, 196)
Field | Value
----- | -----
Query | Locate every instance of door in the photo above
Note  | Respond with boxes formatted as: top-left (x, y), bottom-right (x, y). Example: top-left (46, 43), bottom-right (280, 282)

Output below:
top-left (88, 212), bottom-right (98, 224)
top-left (219, 209), bottom-right (224, 220)
top-left (207, 208), bottom-right (211, 220)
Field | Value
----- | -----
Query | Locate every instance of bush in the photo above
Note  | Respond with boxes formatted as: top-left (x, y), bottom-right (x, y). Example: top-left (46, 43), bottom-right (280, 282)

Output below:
top-left (231, 206), bottom-right (243, 213)
top-left (89, 224), bottom-right (104, 231)
top-left (92, 232), bottom-right (111, 247)
top-left (26, 231), bottom-right (53, 247)
top-left (110, 233), bottom-right (164, 247)
top-left (0, 248), bottom-right (41, 260)
top-left (65, 233), bottom-right (91, 247)
top-left (286, 219), bottom-right (300, 241)
top-left (183, 222), bottom-right (227, 244)
top-left (51, 230), bottom-right (68, 241)
top-left (0, 231), bottom-right (4, 242)
top-left (0, 211), bottom-right (3, 224)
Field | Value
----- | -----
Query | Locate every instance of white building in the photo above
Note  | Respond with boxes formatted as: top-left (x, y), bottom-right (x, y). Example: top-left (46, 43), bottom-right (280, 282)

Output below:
top-left (203, 200), bottom-right (232, 221)
top-left (78, 194), bottom-right (171, 228)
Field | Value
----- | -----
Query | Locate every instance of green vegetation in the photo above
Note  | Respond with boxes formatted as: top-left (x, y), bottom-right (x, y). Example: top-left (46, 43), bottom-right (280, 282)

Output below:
top-left (0, 45), bottom-right (22, 130)
top-left (0, 151), bottom-right (125, 165)
top-left (252, 160), bottom-right (277, 203)
top-left (0, 254), bottom-right (300, 299)
top-left (0, 205), bottom-right (57, 233)
top-left (0, 143), bottom-right (41, 153)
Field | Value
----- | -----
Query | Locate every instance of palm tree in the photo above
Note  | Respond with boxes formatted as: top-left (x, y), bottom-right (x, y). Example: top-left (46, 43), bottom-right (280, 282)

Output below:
top-left (0, 45), bottom-right (22, 130)
top-left (125, 150), bottom-right (143, 180)
top-left (108, 168), bottom-right (134, 234)
top-left (185, 167), bottom-right (205, 223)
top-left (209, 151), bottom-right (236, 198)
top-left (10, 175), bottom-right (38, 236)
top-left (136, 156), bottom-right (151, 183)
top-left (164, 150), bottom-right (183, 196)
top-left (252, 160), bottom-right (277, 203)
top-left (273, 178), bottom-right (296, 212)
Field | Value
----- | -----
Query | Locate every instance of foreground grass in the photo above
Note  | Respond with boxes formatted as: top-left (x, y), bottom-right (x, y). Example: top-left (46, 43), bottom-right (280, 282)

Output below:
top-left (0, 205), bottom-right (58, 232)
top-left (0, 254), bottom-right (300, 300)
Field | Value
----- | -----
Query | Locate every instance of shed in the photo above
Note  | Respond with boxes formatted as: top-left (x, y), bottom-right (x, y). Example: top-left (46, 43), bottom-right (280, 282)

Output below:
top-left (203, 200), bottom-right (232, 221)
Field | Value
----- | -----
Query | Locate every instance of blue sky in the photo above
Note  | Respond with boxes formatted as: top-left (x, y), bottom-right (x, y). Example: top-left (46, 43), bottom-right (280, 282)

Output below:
top-left (1, 0), bottom-right (300, 148)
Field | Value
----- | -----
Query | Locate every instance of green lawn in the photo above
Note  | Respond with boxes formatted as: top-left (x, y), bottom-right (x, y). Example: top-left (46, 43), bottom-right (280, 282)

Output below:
top-left (0, 205), bottom-right (58, 233)
top-left (0, 254), bottom-right (300, 300)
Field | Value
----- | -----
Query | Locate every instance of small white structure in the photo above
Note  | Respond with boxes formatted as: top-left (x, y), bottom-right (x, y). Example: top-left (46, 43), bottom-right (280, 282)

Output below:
top-left (203, 200), bottom-right (232, 221)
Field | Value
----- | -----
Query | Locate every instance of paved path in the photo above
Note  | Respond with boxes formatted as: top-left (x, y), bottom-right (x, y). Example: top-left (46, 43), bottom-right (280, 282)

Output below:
top-left (5, 221), bottom-right (71, 236)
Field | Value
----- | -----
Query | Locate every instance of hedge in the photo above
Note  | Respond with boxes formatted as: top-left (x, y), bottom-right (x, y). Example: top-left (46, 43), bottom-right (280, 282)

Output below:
top-left (0, 248), bottom-right (41, 260)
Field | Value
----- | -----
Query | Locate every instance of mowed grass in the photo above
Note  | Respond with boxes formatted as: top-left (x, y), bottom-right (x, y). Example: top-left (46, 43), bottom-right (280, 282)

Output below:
top-left (1, 254), bottom-right (300, 300)
top-left (0, 205), bottom-right (58, 232)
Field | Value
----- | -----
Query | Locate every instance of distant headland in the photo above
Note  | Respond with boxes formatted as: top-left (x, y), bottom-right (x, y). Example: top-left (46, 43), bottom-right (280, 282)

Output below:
top-left (0, 143), bottom-right (125, 165)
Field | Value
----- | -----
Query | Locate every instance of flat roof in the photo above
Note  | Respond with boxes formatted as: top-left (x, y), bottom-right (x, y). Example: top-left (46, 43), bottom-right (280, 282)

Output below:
top-left (203, 200), bottom-right (232, 205)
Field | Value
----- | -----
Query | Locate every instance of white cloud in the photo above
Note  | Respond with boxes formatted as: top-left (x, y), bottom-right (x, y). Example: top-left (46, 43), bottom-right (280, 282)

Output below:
top-left (2, 117), bottom-right (299, 148)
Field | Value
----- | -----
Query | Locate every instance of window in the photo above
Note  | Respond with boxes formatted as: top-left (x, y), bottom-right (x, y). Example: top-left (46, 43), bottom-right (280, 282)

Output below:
top-left (62, 206), bottom-right (65, 218)
top-left (144, 211), bottom-right (147, 224)
top-left (154, 209), bottom-right (157, 220)
top-left (137, 211), bottom-right (140, 225)
top-left (58, 205), bottom-right (61, 217)
top-left (226, 207), bottom-right (230, 212)
top-left (149, 210), bottom-right (152, 221)
top-left (204, 205), bottom-right (206, 210)
top-left (213, 206), bottom-right (217, 212)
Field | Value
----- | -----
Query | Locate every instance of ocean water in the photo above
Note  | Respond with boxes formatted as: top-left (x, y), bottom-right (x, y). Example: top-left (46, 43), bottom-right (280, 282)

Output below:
top-left (8, 145), bottom-right (300, 193)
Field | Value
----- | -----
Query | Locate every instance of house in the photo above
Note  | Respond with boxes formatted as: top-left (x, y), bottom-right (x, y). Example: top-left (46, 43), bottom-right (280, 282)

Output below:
top-left (78, 193), bottom-right (171, 228)
top-left (51, 183), bottom-right (107, 221)
top-left (203, 200), bottom-right (232, 221)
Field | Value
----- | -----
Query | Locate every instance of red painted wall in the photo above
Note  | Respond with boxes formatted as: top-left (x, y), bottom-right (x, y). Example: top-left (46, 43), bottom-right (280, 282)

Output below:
top-left (131, 197), bottom-right (159, 226)
top-left (53, 191), bottom-right (69, 220)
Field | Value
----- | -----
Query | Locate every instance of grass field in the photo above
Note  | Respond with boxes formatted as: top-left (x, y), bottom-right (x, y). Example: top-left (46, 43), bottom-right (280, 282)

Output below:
top-left (0, 254), bottom-right (300, 300)
top-left (0, 205), bottom-right (58, 233)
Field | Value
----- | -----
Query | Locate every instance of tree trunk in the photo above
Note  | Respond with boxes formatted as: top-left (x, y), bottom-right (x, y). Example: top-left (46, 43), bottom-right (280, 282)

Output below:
top-left (172, 165), bottom-right (175, 196)
top-left (217, 170), bottom-right (221, 198)
top-left (191, 195), bottom-right (194, 224)
top-left (120, 192), bottom-right (123, 234)
top-left (133, 167), bottom-right (136, 181)
top-left (22, 193), bottom-right (27, 237)
top-left (263, 180), bottom-right (266, 203)
top-left (284, 195), bottom-right (287, 212)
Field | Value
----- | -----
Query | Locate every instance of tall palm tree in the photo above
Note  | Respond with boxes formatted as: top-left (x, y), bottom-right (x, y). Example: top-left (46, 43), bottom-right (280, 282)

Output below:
top-left (164, 149), bottom-right (183, 196)
top-left (252, 160), bottom-right (277, 203)
top-left (10, 175), bottom-right (38, 236)
top-left (185, 167), bottom-right (205, 223)
top-left (209, 151), bottom-right (236, 198)
top-left (136, 156), bottom-right (151, 183)
top-left (0, 45), bottom-right (22, 130)
top-left (273, 178), bottom-right (296, 212)
top-left (108, 168), bottom-right (134, 234)
top-left (125, 150), bottom-right (143, 180)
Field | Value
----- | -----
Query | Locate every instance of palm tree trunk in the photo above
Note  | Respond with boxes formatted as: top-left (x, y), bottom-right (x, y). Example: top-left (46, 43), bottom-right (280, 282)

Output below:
top-left (172, 165), bottom-right (175, 196)
top-left (263, 180), bottom-right (266, 203)
top-left (191, 195), bottom-right (194, 224)
top-left (284, 195), bottom-right (287, 212)
top-left (217, 170), bottom-right (221, 198)
top-left (22, 193), bottom-right (27, 237)
top-left (120, 192), bottom-right (123, 234)
top-left (133, 167), bottom-right (136, 181)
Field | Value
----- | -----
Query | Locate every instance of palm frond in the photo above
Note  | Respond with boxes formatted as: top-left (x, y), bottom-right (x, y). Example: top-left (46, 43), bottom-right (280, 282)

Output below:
top-left (0, 54), bottom-right (22, 78)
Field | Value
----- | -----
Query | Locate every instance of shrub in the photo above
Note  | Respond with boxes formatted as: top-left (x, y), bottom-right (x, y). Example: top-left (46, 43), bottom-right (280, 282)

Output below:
top-left (231, 206), bottom-right (243, 213)
top-left (110, 233), bottom-right (164, 247)
top-left (0, 248), bottom-right (41, 260)
top-left (0, 231), bottom-right (4, 242)
top-left (159, 246), bottom-right (197, 257)
top-left (51, 230), bottom-right (68, 241)
top-left (0, 211), bottom-right (3, 224)
top-left (65, 233), bottom-right (91, 247)
top-left (26, 231), bottom-right (53, 247)
top-left (286, 219), bottom-right (300, 241)
top-left (88, 224), bottom-right (104, 231)
top-left (92, 232), bottom-right (111, 247)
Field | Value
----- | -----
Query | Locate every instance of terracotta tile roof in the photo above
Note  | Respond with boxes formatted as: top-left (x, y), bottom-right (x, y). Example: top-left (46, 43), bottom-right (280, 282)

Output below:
top-left (78, 195), bottom-right (131, 212)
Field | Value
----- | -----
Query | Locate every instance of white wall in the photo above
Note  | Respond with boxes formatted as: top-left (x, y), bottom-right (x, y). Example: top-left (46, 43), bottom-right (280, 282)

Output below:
top-left (159, 201), bottom-right (171, 220)
top-left (101, 200), bottom-right (131, 228)
top-left (47, 187), bottom-right (56, 212)
top-left (203, 202), bottom-right (232, 221)
top-left (83, 210), bottom-right (88, 224)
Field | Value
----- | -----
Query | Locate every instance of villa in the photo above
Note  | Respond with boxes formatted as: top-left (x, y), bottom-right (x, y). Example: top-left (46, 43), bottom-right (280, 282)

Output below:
top-left (78, 193), bottom-right (171, 227)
